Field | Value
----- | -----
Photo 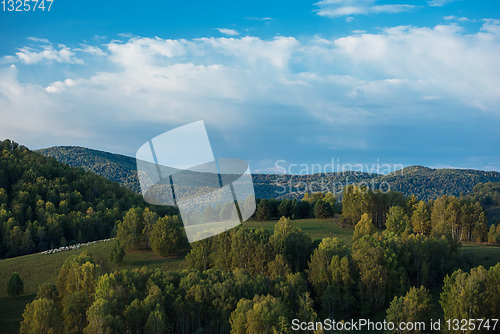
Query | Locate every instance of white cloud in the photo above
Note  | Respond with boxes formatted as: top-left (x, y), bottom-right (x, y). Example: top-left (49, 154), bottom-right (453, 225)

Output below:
top-left (481, 19), bottom-right (500, 35)
top-left (0, 65), bottom-right (92, 146)
top-left (106, 37), bottom-right (187, 67)
top-left (1, 21), bottom-right (500, 159)
top-left (444, 15), bottom-right (471, 22)
top-left (245, 17), bottom-right (273, 21)
top-left (77, 44), bottom-right (107, 56)
top-left (427, 0), bottom-right (456, 7)
top-left (15, 44), bottom-right (83, 64)
top-left (118, 33), bottom-right (133, 38)
top-left (46, 78), bottom-right (81, 93)
top-left (0, 55), bottom-right (16, 65)
top-left (215, 28), bottom-right (239, 36)
top-left (315, 0), bottom-right (414, 18)
top-left (27, 37), bottom-right (50, 43)
top-left (196, 36), bottom-right (300, 68)
top-left (330, 21), bottom-right (500, 111)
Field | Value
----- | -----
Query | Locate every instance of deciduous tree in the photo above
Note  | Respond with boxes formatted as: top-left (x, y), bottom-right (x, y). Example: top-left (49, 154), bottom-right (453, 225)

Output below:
top-left (386, 286), bottom-right (431, 334)
top-left (149, 216), bottom-right (182, 257)
top-left (109, 240), bottom-right (126, 265)
top-left (20, 298), bottom-right (62, 334)
top-left (7, 272), bottom-right (24, 299)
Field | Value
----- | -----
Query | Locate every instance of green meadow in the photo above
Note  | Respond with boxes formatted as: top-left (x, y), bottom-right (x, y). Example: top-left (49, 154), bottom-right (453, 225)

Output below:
top-left (0, 240), bottom-right (188, 334)
top-left (461, 242), bottom-right (500, 269)
top-left (244, 217), bottom-right (356, 246)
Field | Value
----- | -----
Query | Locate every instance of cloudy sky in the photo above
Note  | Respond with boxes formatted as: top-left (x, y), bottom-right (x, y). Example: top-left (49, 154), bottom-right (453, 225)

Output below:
top-left (0, 0), bottom-right (499, 173)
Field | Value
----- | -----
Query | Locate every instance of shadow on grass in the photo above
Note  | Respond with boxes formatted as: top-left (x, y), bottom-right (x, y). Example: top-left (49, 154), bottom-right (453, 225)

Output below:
top-left (0, 293), bottom-right (36, 334)
top-left (124, 249), bottom-right (190, 270)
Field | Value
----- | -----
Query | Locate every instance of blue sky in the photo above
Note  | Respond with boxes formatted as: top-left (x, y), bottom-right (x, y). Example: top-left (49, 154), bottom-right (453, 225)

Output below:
top-left (0, 0), bottom-right (499, 174)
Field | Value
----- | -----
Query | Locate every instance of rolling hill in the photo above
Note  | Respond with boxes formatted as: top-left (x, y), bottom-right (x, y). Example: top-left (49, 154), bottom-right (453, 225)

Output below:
top-left (38, 146), bottom-right (500, 201)
top-left (0, 140), bottom-right (178, 260)
top-left (37, 146), bottom-right (141, 193)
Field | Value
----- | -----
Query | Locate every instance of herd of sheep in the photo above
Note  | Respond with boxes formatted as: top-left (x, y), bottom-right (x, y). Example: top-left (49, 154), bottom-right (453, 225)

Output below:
top-left (40, 238), bottom-right (114, 255)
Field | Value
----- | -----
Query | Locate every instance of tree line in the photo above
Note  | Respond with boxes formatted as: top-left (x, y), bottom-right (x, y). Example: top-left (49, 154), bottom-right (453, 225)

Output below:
top-left (342, 185), bottom-right (490, 243)
top-left (253, 192), bottom-right (341, 221)
top-left (186, 217), bottom-right (314, 276)
top-left (116, 207), bottom-right (188, 257)
top-left (251, 184), bottom-right (492, 244)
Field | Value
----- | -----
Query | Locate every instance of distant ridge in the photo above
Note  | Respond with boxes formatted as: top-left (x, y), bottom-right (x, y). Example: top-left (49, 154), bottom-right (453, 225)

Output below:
top-left (37, 146), bottom-right (140, 193)
top-left (37, 146), bottom-right (500, 201)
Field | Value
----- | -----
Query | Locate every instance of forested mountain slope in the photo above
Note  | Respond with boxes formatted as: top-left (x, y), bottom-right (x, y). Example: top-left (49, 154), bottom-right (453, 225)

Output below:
top-left (38, 146), bottom-right (500, 201)
top-left (378, 165), bottom-right (500, 200)
top-left (0, 140), bottom-right (177, 259)
top-left (37, 146), bottom-right (140, 193)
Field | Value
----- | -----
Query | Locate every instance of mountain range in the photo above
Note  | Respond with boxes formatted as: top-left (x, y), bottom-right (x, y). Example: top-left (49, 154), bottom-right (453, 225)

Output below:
top-left (37, 146), bottom-right (500, 202)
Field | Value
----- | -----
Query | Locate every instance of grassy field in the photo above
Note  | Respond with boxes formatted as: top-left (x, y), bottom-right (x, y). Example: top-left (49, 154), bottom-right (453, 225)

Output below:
top-left (461, 242), bottom-right (500, 269)
top-left (244, 217), bottom-right (356, 246)
top-left (1, 218), bottom-right (499, 333)
top-left (0, 240), bottom-right (188, 334)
